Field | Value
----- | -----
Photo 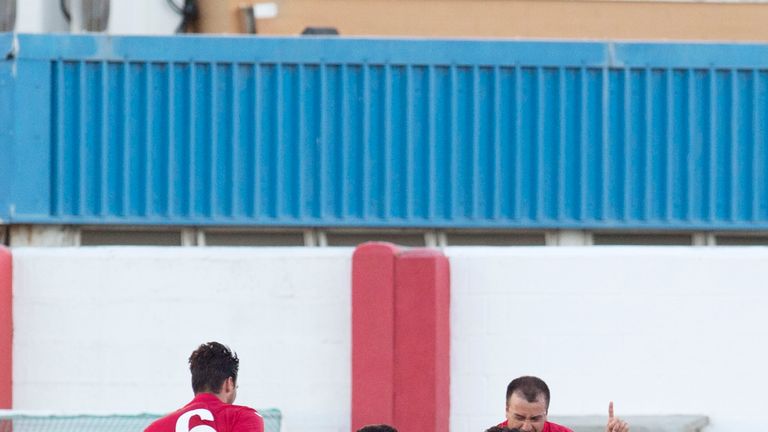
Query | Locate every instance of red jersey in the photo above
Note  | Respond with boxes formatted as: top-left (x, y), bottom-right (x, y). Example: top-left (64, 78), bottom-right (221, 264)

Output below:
top-left (498, 420), bottom-right (573, 432)
top-left (145, 393), bottom-right (264, 432)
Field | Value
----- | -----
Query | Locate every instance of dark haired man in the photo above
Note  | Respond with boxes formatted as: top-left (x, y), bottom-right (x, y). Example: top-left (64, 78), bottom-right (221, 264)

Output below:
top-left (145, 342), bottom-right (264, 432)
top-left (499, 376), bottom-right (629, 432)
top-left (356, 425), bottom-right (398, 432)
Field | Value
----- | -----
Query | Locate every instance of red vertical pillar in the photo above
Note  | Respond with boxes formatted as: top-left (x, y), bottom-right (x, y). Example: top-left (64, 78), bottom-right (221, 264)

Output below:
top-left (352, 243), bottom-right (400, 429)
top-left (393, 249), bottom-right (450, 432)
top-left (0, 246), bottom-right (12, 408)
top-left (352, 244), bottom-right (450, 432)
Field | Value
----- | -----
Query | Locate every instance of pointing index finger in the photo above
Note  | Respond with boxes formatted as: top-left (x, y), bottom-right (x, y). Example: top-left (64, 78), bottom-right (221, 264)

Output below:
top-left (608, 401), bottom-right (614, 420)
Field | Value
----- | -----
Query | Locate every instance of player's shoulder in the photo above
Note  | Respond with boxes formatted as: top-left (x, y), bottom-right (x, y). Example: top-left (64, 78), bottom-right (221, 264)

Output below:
top-left (218, 404), bottom-right (264, 431)
top-left (545, 420), bottom-right (575, 432)
top-left (224, 403), bottom-right (262, 417)
top-left (144, 398), bottom-right (212, 431)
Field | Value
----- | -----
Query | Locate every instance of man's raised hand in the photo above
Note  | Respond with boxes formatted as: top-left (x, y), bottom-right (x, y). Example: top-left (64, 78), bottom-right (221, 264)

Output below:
top-left (605, 401), bottom-right (629, 432)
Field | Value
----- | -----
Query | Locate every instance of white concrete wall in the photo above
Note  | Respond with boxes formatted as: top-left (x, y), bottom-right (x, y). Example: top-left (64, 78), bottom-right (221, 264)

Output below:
top-left (13, 246), bottom-right (768, 432)
top-left (448, 247), bottom-right (768, 432)
top-left (12, 247), bottom-right (353, 432)
top-left (15, 0), bottom-right (179, 34)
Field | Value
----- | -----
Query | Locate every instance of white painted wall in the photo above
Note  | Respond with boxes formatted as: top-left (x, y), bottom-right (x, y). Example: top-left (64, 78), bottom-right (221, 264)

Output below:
top-left (448, 247), bottom-right (768, 432)
top-left (13, 246), bottom-right (768, 432)
top-left (15, 0), bottom-right (179, 34)
top-left (12, 247), bottom-right (353, 432)
top-left (109, 0), bottom-right (179, 35)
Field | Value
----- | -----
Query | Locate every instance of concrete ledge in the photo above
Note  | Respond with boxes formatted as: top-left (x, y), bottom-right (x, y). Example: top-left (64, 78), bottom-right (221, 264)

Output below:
top-left (549, 416), bottom-right (709, 432)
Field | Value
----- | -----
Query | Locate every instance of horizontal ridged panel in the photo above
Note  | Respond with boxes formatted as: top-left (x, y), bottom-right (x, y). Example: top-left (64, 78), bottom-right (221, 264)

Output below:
top-left (7, 34), bottom-right (768, 228)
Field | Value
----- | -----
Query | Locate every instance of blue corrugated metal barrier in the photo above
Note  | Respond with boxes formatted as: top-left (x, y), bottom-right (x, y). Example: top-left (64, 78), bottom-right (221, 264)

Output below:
top-left (2, 33), bottom-right (768, 229)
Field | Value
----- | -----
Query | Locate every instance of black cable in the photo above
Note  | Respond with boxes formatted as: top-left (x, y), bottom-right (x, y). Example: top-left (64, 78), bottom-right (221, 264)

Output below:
top-left (172, 0), bottom-right (199, 34)
top-left (60, 0), bottom-right (71, 22)
top-left (166, 0), bottom-right (183, 15)
top-left (176, 19), bottom-right (187, 34)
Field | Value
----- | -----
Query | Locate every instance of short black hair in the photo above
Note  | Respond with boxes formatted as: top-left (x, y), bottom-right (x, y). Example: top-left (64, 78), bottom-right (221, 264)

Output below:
top-left (506, 376), bottom-right (551, 410)
top-left (485, 427), bottom-right (522, 432)
top-left (357, 425), bottom-right (398, 432)
top-left (189, 342), bottom-right (239, 394)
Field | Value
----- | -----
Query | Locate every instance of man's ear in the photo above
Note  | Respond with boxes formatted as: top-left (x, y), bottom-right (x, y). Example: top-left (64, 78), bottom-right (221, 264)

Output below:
top-left (219, 376), bottom-right (234, 394)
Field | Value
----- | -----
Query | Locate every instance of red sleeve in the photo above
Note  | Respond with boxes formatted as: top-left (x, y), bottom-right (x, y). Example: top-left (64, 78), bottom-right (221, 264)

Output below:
top-left (544, 421), bottom-right (574, 432)
top-left (231, 409), bottom-right (264, 432)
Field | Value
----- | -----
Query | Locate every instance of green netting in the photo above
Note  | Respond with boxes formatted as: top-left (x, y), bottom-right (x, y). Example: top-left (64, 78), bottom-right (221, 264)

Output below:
top-left (0, 409), bottom-right (281, 432)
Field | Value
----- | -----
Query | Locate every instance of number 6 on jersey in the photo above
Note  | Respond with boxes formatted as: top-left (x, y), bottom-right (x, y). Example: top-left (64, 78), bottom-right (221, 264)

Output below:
top-left (176, 409), bottom-right (216, 432)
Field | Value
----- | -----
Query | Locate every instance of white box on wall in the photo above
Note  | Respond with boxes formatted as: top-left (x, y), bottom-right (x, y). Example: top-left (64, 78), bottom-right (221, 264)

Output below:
top-left (15, 0), bottom-right (178, 34)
